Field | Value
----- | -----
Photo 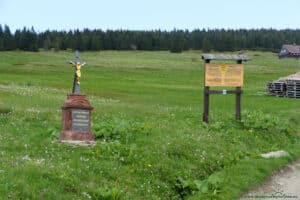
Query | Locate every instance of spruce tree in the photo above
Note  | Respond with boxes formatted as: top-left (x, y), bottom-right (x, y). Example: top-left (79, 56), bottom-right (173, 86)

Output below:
top-left (0, 25), bottom-right (3, 50)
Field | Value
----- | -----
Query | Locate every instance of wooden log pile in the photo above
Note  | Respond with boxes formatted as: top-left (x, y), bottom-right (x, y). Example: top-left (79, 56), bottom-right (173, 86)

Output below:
top-left (267, 72), bottom-right (300, 98)
top-left (286, 80), bottom-right (300, 98)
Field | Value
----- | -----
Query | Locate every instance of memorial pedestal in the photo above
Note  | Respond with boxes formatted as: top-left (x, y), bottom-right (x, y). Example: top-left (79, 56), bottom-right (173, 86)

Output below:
top-left (60, 94), bottom-right (95, 141)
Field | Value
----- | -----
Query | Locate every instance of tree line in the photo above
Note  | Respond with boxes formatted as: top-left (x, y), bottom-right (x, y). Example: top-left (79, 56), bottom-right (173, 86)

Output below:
top-left (0, 24), bottom-right (300, 52)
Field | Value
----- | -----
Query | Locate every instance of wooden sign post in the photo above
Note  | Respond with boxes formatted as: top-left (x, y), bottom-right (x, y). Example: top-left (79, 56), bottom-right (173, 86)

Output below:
top-left (201, 54), bottom-right (250, 123)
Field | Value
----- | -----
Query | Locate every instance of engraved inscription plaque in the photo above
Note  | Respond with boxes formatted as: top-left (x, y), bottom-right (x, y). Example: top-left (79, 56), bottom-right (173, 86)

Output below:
top-left (72, 109), bottom-right (90, 131)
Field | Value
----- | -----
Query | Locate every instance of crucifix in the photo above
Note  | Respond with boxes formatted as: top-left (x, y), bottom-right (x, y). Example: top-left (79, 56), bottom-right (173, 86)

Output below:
top-left (67, 50), bottom-right (87, 94)
top-left (61, 50), bottom-right (95, 143)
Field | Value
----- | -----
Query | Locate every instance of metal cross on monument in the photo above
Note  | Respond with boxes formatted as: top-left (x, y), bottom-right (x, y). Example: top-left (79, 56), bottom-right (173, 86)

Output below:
top-left (67, 50), bottom-right (87, 94)
top-left (61, 50), bottom-right (95, 143)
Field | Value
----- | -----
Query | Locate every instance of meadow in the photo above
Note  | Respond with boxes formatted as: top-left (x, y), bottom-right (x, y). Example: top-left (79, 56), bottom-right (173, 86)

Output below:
top-left (0, 50), bottom-right (300, 199)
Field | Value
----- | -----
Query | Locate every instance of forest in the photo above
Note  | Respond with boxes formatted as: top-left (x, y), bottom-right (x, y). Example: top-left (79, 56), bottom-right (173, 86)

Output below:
top-left (0, 24), bottom-right (300, 52)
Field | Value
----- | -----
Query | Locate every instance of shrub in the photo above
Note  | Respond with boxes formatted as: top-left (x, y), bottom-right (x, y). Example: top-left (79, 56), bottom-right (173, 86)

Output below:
top-left (240, 110), bottom-right (293, 135)
top-left (93, 116), bottom-right (151, 143)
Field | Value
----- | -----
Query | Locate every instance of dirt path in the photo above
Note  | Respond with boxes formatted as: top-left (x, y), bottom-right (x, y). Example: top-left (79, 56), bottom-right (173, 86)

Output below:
top-left (240, 158), bottom-right (300, 200)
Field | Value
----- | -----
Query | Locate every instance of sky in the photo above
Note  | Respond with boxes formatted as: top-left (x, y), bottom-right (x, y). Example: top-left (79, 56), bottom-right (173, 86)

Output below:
top-left (0, 0), bottom-right (299, 32)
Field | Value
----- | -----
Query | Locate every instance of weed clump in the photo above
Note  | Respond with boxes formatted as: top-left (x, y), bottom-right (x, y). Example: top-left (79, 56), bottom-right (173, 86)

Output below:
top-left (93, 115), bottom-right (151, 143)
top-left (240, 110), bottom-right (293, 135)
top-left (0, 107), bottom-right (12, 115)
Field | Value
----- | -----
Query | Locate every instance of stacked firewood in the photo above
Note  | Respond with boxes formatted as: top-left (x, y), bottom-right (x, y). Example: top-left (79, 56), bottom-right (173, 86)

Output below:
top-left (267, 72), bottom-right (300, 98)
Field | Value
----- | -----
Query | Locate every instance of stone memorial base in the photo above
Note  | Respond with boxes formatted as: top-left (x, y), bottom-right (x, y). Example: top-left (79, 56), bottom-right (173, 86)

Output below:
top-left (59, 140), bottom-right (96, 147)
top-left (60, 94), bottom-right (95, 142)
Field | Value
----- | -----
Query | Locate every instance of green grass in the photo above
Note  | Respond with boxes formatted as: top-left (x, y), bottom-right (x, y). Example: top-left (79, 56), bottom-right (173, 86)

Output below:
top-left (0, 50), bottom-right (300, 199)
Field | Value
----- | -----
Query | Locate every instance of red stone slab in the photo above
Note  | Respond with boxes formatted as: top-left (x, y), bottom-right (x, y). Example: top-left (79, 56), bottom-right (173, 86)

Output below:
top-left (60, 94), bottom-right (95, 141)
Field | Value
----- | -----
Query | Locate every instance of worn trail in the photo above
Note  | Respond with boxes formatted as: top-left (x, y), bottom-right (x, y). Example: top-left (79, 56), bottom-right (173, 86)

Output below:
top-left (240, 158), bottom-right (300, 200)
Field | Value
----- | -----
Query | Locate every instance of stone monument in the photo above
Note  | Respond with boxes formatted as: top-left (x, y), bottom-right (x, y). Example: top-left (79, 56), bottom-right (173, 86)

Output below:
top-left (60, 50), bottom-right (95, 143)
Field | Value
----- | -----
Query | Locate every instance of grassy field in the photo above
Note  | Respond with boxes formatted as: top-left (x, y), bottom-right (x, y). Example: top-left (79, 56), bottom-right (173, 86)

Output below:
top-left (0, 50), bottom-right (300, 199)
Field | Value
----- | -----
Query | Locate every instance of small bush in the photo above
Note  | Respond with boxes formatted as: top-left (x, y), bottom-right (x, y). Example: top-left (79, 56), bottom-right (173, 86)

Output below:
top-left (0, 106), bottom-right (13, 125)
top-left (93, 116), bottom-right (151, 143)
top-left (0, 107), bottom-right (12, 115)
top-left (174, 173), bottom-right (223, 199)
top-left (240, 110), bottom-right (293, 135)
top-left (90, 187), bottom-right (121, 200)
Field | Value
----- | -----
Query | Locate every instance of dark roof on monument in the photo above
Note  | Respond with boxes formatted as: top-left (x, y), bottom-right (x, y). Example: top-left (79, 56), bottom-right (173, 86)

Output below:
top-left (279, 44), bottom-right (300, 58)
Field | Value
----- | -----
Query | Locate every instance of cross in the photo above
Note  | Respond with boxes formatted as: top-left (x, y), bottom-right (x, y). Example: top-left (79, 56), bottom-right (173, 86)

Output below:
top-left (67, 50), bottom-right (87, 94)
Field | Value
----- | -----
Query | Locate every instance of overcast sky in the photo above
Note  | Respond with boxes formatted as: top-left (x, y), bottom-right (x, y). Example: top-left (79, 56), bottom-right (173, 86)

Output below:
top-left (0, 0), bottom-right (299, 32)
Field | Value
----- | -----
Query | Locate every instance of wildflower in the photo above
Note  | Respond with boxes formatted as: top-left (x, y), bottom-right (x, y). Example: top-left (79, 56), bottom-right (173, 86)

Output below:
top-left (36, 158), bottom-right (45, 164)
top-left (82, 192), bottom-right (91, 199)
top-left (22, 155), bottom-right (31, 161)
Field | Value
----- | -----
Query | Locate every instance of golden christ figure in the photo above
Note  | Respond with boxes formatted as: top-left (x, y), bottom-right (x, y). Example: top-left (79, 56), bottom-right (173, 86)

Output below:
top-left (67, 50), bottom-right (87, 94)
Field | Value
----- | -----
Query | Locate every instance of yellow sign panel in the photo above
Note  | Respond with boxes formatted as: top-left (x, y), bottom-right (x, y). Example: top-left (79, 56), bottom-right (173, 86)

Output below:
top-left (205, 64), bottom-right (243, 87)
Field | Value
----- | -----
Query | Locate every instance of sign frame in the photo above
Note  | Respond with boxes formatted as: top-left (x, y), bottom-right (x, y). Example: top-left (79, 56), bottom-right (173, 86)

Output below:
top-left (201, 54), bottom-right (250, 123)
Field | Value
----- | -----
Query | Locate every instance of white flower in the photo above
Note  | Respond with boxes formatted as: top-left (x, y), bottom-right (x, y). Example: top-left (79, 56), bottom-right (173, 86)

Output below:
top-left (36, 158), bottom-right (45, 164)
top-left (82, 192), bottom-right (91, 199)
top-left (22, 155), bottom-right (31, 161)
